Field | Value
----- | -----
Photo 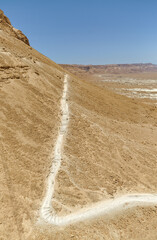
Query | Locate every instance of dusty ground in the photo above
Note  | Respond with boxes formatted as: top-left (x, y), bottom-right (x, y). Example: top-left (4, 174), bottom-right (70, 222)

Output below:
top-left (31, 206), bottom-right (157, 240)
top-left (1, 10), bottom-right (157, 240)
top-left (53, 73), bottom-right (157, 215)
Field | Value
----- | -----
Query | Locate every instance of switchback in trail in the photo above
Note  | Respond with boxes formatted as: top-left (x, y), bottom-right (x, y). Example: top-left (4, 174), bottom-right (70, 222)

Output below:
top-left (39, 74), bottom-right (157, 226)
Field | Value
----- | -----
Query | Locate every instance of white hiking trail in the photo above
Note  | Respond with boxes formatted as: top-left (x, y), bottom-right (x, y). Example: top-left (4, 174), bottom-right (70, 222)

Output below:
top-left (40, 74), bottom-right (157, 226)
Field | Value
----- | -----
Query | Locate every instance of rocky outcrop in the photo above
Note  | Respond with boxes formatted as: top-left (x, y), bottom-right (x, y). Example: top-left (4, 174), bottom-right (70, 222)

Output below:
top-left (12, 27), bottom-right (30, 45)
top-left (0, 9), bottom-right (11, 25)
top-left (0, 9), bottom-right (30, 45)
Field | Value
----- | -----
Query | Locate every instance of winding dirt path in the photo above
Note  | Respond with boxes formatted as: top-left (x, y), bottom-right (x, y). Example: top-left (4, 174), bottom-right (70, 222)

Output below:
top-left (40, 74), bottom-right (157, 226)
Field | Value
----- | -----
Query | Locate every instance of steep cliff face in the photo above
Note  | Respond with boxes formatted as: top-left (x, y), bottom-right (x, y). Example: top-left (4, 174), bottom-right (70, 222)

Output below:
top-left (0, 9), bottom-right (30, 45)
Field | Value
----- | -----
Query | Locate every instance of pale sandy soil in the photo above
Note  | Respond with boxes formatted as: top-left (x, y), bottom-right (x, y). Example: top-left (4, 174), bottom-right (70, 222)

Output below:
top-left (52, 74), bottom-right (157, 215)
top-left (31, 206), bottom-right (157, 240)
top-left (1, 10), bottom-right (157, 240)
top-left (39, 74), bottom-right (157, 227)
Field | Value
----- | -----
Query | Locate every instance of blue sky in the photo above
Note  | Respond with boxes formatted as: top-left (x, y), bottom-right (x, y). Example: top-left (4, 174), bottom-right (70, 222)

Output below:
top-left (1, 0), bottom-right (157, 64)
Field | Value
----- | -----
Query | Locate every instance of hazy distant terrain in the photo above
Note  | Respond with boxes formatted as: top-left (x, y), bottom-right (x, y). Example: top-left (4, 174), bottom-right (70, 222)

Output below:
top-left (1, 10), bottom-right (157, 240)
top-left (60, 63), bottom-right (157, 73)
top-left (61, 64), bottom-right (157, 104)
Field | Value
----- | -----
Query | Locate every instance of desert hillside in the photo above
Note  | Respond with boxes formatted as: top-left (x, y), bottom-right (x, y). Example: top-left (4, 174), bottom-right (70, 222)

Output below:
top-left (1, 10), bottom-right (157, 240)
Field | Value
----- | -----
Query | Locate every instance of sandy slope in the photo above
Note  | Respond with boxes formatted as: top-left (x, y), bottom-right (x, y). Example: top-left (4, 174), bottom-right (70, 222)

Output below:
top-left (0, 14), bottom-right (65, 239)
top-left (40, 74), bottom-right (69, 224)
top-left (1, 10), bottom-right (157, 240)
top-left (39, 74), bottom-right (157, 227)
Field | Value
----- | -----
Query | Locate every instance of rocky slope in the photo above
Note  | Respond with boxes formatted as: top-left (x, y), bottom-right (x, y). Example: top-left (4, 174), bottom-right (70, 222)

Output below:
top-left (1, 10), bottom-right (157, 240)
top-left (0, 9), bottom-right (30, 45)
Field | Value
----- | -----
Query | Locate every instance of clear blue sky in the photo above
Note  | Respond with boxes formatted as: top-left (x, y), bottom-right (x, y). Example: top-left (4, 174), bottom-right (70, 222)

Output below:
top-left (1, 0), bottom-right (157, 64)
